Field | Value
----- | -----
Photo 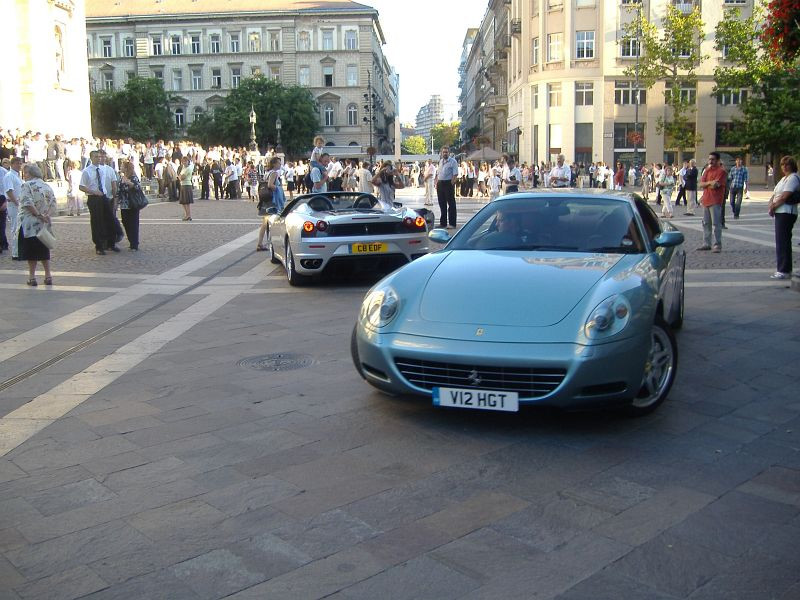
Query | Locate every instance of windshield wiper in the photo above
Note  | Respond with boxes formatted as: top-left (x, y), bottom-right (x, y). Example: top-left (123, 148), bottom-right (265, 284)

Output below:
top-left (483, 245), bottom-right (581, 251)
top-left (583, 246), bottom-right (639, 254)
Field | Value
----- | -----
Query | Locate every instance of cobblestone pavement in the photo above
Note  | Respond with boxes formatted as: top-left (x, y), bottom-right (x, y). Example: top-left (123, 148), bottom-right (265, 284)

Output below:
top-left (0, 190), bottom-right (798, 599)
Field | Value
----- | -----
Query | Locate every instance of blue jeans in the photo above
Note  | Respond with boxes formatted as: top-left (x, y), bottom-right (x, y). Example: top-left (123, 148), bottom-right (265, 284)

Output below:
top-left (729, 187), bottom-right (744, 217)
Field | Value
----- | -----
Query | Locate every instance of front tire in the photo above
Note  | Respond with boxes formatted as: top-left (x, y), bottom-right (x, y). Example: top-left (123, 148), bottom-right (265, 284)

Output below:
top-left (268, 227), bottom-right (280, 264)
top-left (351, 326), bottom-right (365, 380)
top-left (672, 268), bottom-right (685, 330)
top-left (626, 317), bottom-right (677, 416)
top-left (285, 240), bottom-right (309, 287)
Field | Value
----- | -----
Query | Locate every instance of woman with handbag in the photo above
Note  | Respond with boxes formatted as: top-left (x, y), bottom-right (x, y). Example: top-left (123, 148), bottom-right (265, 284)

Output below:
top-left (18, 164), bottom-right (56, 286)
top-left (255, 156), bottom-right (284, 252)
top-left (118, 160), bottom-right (146, 251)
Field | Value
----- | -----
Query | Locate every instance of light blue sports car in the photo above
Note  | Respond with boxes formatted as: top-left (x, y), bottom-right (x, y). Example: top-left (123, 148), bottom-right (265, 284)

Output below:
top-left (351, 190), bottom-right (686, 416)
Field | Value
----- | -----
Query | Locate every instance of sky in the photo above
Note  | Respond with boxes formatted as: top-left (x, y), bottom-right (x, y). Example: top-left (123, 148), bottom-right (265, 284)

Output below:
top-left (365, 0), bottom-right (489, 125)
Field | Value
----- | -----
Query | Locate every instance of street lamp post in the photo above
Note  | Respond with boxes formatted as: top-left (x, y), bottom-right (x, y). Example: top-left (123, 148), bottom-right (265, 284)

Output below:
top-left (633, 3), bottom-right (642, 172)
top-left (275, 116), bottom-right (282, 154)
top-left (363, 71), bottom-right (379, 164)
top-left (248, 105), bottom-right (258, 153)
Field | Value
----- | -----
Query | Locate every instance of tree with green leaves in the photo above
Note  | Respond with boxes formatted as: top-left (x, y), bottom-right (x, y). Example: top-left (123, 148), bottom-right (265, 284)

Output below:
top-left (713, 6), bottom-right (800, 161)
top-left (401, 135), bottom-right (427, 155)
top-left (430, 122), bottom-right (460, 152)
top-left (90, 77), bottom-right (174, 140)
top-left (622, 5), bottom-right (705, 162)
top-left (188, 76), bottom-right (318, 156)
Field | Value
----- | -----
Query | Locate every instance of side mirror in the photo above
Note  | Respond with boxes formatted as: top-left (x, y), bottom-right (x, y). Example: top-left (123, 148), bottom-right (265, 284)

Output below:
top-left (266, 206), bottom-right (278, 215)
top-left (393, 201), bottom-right (403, 208)
top-left (428, 228), bottom-right (451, 244)
top-left (653, 231), bottom-right (684, 248)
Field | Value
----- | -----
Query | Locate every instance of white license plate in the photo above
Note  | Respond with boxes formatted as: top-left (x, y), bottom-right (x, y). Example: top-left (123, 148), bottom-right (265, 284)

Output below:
top-left (433, 387), bottom-right (519, 412)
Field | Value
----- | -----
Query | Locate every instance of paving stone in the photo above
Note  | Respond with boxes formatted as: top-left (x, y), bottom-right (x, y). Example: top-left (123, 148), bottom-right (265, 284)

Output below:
top-left (0, 554), bottom-right (25, 591)
top-left (0, 465), bottom-right (94, 503)
top-left (0, 528), bottom-right (27, 554)
top-left (356, 521), bottom-right (452, 567)
top-left (80, 568), bottom-right (201, 600)
top-left (75, 402), bottom-right (162, 428)
top-left (13, 565), bottom-right (108, 600)
top-left (417, 491), bottom-right (530, 539)
top-left (680, 451), bottom-right (770, 496)
top-left (7, 520), bottom-right (152, 581)
top-left (125, 499), bottom-right (227, 543)
top-left (101, 456), bottom-right (197, 492)
top-left (490, 493), bottom-right (615, 553)
top-left (332, 555), bottom-right (482, 600)
top-left (231, 442), bottom-right (325, 479)
top-left (611, 532), bottom-right (733, 597)
top-left (0, 498), bottom-right (41, 531)
top-left (687, 551), bottom-right (800, 600)
top-left (168, 549), bottom-right (269, 600)
top-left (343, 481), bottom-right (457, 532)
top-left (10, 436), bottom-right (140, 473)
top-left (736, 466), bottom-right (800, 506)
top-left (79, 452), bottom-right (151, 479)
top-left (561, 475), bottom-right (657, 515)
top-left (24, 478), bottom-right (116, 517)
top-left (558, 569), bottom-right (681, 600)
top-left (668, 490), bottom-right (799, 558)
top-left (593, 486), bottom-right (716, 546)
top-left (0, 460), bottom-right (27, 485)
top-left (270, 508), bottom-right (379, 561)
top-left (224, 546), bottom-right (386, 599)
top-left (199, 474), bottom-right (301, 517)
top-left (271, 474), bottom-right (396, 520)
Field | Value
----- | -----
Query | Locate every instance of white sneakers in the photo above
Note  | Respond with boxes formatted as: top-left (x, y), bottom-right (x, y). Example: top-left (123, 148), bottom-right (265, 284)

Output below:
top-left (770, 272), bottom-right (790, 280)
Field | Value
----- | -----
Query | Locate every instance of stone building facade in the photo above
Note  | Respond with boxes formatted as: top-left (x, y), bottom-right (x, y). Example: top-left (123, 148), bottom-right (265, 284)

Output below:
top-left (1, 0), bottom-right (91, 137)
top-left (502, 0), bottom-right (761, 180)
top-left (84, 0), bottom-right (398, 151)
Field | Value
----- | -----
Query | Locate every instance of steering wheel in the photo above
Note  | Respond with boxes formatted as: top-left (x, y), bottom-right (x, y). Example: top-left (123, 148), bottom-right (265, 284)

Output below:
top-left (307, 195), bottom-right (334, 212)
top-left (353, 194), bottom-right (377, 209)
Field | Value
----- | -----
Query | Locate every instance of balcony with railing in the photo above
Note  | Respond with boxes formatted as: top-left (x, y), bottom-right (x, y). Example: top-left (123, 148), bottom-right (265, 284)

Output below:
top-left (672, 0), bottom-right (700, 13)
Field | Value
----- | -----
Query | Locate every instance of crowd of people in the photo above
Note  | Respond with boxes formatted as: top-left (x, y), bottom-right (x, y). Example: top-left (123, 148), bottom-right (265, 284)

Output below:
top-left (0, 126), bottom-right (797, 283)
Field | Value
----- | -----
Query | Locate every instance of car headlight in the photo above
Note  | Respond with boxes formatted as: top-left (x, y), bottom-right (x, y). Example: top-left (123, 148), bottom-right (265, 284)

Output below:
top-left (360, 287), bottom-right (400, 329)
top-left (584, 295), bottom-right (631, 339)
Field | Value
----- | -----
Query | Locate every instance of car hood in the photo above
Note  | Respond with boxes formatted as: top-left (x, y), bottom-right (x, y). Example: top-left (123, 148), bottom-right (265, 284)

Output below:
top-left (418, 251), bottom-right (624, 327)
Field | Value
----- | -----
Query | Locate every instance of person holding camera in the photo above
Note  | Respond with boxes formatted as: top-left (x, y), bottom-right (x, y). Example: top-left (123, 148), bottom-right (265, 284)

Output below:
top-left (371, 160), bottom-right (405, 210)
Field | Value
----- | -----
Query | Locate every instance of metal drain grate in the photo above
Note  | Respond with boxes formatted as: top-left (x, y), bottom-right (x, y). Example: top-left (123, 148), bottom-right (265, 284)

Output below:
top-left (238, 353), bottom-right (314, 372)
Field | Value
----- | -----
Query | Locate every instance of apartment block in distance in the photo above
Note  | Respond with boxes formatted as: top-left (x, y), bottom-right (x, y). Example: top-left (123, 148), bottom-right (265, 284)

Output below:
top-left (85, 0), bottom-right (398, 152)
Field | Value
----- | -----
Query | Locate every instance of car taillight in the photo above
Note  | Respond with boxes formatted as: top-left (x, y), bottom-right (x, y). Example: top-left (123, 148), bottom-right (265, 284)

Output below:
top-left (415, 216), bottom-right (426, 228)
top-left (403, 217), bottom-right (414, 228)
top-left (302, 221), bottom-right (315, 237)
top-left (316, 220), bottom-right (328, 232)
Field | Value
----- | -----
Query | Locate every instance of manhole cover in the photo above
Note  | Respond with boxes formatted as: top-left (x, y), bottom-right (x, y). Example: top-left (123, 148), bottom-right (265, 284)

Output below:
top-left (238, 353), bottom-right (315, 372)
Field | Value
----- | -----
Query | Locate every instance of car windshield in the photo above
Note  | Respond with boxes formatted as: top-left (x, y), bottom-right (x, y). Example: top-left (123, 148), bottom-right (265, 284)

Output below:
top-left (450, 196), bottom-right (646, 253)
top-left (299, 193), bottom-right (384, 213)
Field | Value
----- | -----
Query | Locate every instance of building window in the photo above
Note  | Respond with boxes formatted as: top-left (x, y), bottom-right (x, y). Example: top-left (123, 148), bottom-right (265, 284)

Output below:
top-left (715, 122), bottom-right (735, 145)
top-left (345, 30), bottom-right (358, 50)
top-left (547, 33), bottom-right (563, 62)
top-left (620, 38), bottom-right (640, 58)
top-left (194, 107), bottom-right (204, 122)
top-left (324, 104), bottom-right (335, 126)
top-left (614, 122), bottom-right (646, 148)
top-left (548, 82), bottom-right (562, 107)
top-left (249, 32), bottom-right (261, 52)
top-left (211, 68), bottom-right (222, 88)
top-left (575, 123), bottom-right (593, 165)
top-left (191, 68), bottom-right (202, 90)
top-left (101, 38), bottom-right (112, 58)
top-left (171, 35), bottom-right (181, 55)
top-left (269, 65), bottom-right (281, 81)
top-left (175, 108), bottom-right (185, 127)
top-left (102, 71), bottom-right (113, 90)
top-left (231, 67), bottom-right (241, 88)
top-left (665, 85), bottom-right (696, 104)
top-left (575, 31), bottom-right (595, 59)
top-left (322, 30), bottom-right (334, 51)
top-left (230, 33), bottom-right (240, 53)
top-left (124, 38), bottom-right (134, 57)
top-left (717, 89), bottom-right (748, 105)
top-left (672, 44), bottom-right (692, 58)
top-left (152, 69), bottom-right (163, 83)
top-left (251, 66), bottom-right (262, 76)
top-left (323, 66), bottom-right (334, 87)
top-left (532, 85), bottom-right (539, 109)
top-left (152, 37), bottom-right (162, 56)
top-left (210, 34), bottom-right (221, 53)
top-left (126, 71), bottom-right (135, 82)
top-left (532, 37), bottom-right (539, 65)
top-left (298, 66), bottom-right (310, 86)
top-left (269, 31), bottom-right (280, 52)
top-left (614, 81), bottom-right (646, 105)
top-left (347, 104), bottom-right (358, 126)
top-left (190, 34), bottom-right (201, 54)
top-left (548, 0), bottom-right (564, 8)
top-left (575, 82), bottom-right (594, 105)
top-left (298, 31), bottom-right (311, 51)
top-left (346, 64), bottom-right (358, 86)
top-left (172, 69), bottom-right (182, 91)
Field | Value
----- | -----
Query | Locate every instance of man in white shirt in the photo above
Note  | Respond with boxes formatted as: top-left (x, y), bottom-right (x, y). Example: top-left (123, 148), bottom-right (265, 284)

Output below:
top-left (505, 159), bottom-right (522, 193)
top-left (423, 160), bottom-right (436, 206)
top-left (549, 154), bottom-right (571, 187)
top-left (327, 157), bottom-right (343, 191)
top-left (311, 154), bottom-right (331, 192)
top-left (225, 160), bottom-right (240, 198)
top-left (79, 150), bottom-right (117, 254)
top-left (2, 157), bottom-right (23, 258)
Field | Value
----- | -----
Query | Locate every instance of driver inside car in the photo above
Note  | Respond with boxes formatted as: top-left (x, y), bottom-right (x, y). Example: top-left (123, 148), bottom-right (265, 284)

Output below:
top-left (476, 210), bottom-right (523, 249)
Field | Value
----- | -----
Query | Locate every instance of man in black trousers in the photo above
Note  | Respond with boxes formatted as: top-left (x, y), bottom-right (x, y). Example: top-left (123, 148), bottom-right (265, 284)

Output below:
top-left (435, 147), bottom-right (459, 229)
top-left (79, 150), bottom-right (116, 255)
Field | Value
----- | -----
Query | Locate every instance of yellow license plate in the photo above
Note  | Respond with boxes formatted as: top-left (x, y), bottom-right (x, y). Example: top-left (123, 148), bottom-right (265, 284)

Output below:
top-left (351, 242), bottom-right (387, 254)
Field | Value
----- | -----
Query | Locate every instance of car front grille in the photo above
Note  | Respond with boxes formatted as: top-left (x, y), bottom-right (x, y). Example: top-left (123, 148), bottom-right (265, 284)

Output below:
top-left (394, 358), bottom-right (566, 398)
top-left (326, 222), bottom-right (403, 237)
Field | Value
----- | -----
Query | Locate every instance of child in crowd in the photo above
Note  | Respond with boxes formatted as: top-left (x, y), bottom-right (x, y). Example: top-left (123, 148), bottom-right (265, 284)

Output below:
top-left (489, 171), bottom-right (501, 201)
top-left (310, 135), bottom-right (325, 172)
